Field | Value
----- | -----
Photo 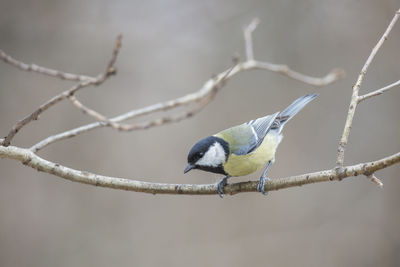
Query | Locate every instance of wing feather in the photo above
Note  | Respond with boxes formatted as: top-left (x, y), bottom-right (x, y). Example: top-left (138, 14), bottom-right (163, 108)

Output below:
top-left (246, 112), bottom-right (279, 153)
top-left (216, 112), bottom-right (279, 155)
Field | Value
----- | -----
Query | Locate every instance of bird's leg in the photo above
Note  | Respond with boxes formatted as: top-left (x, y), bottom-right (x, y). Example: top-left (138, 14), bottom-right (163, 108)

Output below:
top-left (257, 159), bottom-right (274, 195)
top-left (217, 176), bottom-right (230, 198)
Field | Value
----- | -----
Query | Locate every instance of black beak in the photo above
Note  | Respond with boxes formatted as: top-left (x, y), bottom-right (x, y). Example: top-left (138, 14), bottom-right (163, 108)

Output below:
top-left (184, 164), bottom-right (195, 174)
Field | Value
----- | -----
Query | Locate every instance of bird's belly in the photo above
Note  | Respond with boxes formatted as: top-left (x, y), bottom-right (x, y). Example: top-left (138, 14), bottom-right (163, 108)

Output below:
top-left (223, 134), bottom-right (280, 176)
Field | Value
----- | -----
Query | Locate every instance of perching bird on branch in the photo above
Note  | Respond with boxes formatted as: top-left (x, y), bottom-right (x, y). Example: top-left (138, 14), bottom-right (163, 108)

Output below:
top-left (184, 93), bottom-right (317, 197)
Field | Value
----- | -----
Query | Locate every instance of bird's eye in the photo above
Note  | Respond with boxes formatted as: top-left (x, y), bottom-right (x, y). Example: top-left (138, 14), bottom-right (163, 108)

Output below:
top-left (194, 153), bottom-right (203, 161)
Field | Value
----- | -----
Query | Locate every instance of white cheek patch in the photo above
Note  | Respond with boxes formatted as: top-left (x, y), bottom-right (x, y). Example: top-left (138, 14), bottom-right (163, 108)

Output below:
top-left (196, 142), bottom-right (226, 167)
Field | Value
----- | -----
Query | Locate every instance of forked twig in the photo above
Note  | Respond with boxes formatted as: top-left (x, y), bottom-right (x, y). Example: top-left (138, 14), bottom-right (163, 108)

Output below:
top-left (0, 35), bottom-right (122, 147)
top-left (337, 9), bottom-right (400, 166)
top-left (358, 79), bottom-right (400, 102)
top-left (335, 8), bottom-right (400, 188)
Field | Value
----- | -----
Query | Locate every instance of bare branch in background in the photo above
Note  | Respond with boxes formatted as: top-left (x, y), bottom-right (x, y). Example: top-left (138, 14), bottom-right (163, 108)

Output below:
top-left (244, 17), bottom-right (260, 61)
top-left (1, 80), bottom-right (94, 147)
top-left (249, 61), bottom-right (344, 86)
top-left (28, 20), bottom-right (343, 152)
top-left (337, 9), bottom-right (400, 166)
top-left (334, 8), bottom-right (400, 188)
top-left (358, 79), bottom-right (400, 102)
top-left (0, 35), bottom-right (122, 147)
top-left (0, 50), bottom-right (95, 82)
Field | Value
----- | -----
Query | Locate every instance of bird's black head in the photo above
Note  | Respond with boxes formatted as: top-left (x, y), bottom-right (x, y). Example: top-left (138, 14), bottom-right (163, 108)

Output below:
top-left (184, 136), bottom-right (229, 175)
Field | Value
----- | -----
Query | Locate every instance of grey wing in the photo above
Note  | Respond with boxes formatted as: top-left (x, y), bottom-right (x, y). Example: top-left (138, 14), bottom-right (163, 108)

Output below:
top-left (234, 112), bottom-right (279, 155)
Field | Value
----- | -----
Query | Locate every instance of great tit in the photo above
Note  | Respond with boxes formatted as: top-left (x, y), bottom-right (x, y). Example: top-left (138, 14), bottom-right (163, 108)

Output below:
top-left (184, 93), bottom-right (317, 197)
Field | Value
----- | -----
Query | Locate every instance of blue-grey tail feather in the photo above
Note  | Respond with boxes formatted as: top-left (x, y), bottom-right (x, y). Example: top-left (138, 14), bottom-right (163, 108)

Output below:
top-left (275, 93), bottom-right (317, 132)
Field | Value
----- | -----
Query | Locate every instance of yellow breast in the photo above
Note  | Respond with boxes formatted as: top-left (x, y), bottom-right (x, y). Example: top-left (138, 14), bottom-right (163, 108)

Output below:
top-left (223, 134), bottom-right (279, 177)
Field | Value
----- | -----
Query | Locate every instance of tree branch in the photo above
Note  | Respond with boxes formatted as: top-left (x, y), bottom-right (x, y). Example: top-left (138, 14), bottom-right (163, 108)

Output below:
top-left (244, 18), bottom-right (260, 61)
top-left (0, 145), bottom-right (398, 195)
top-left (0, 49), bottom-right (95, 82)
top-left (1, 80), bottom-right (94, 147)
top-left (367, 174), bottom-right (384, 188)
top-left (250, 61), bottom-right (344, 86)
top-left (336, 8), bottom-right (400, 166)
top-left (357, 79), bottom-right (400, 102)
top-left (0, 35), bottom-right (122, 147)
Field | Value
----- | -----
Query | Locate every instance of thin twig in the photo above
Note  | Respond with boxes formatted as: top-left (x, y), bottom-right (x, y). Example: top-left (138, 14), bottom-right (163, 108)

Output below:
top-left (337, 8), bottom-right (400, 166)
top-left (104, 34), bottom-right (122, 74)
top-left (68, 95), bottom-right (123, 128)
top-left (1, 81), bottom-right (93, 147)
top-left (0, 49), bottom-right (95, 82)
top-left (367, 174), bottom-right (384, 188)
top-left (68, 89), bottom-right (212, 131)
top-left (251, 62), bottom-right (344, 86)
top-left (0, 146), bottom-right (398, 195)
top-left (358, 79), bottom-right (400, 102)
top-left (0, 35), bottom-right (122, 147)
top-left (244, 18), bottom-right (260, 61)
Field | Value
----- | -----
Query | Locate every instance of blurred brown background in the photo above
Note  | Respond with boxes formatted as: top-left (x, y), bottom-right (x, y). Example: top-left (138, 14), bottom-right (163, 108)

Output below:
top-left (1, 0), bottom-right (400, 266)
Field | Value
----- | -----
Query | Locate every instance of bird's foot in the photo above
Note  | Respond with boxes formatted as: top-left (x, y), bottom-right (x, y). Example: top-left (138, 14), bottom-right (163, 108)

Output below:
top-left (217, 176), bottom-right (229, 198)
top-left (257, 176), bottom-right (271, 195)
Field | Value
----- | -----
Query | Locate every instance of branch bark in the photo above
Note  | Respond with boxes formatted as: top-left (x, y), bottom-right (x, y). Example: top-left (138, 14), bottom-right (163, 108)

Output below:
top-left (358, 79), bottom-right (400, 102)
top-left (336, 8), bottom-right (400, 166)
top-left (0, 49), bottom-right (95, 82)
top-left (244, 18), bottom-right (260, 61)
top-left (1, 145), bottom-right (398, 195)
top-left (0, 35), bottom-right (122, 147)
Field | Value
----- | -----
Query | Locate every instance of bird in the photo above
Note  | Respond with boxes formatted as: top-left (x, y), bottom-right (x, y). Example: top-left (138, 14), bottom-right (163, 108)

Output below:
top-left (184, 93), bottom-right (317, 197)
